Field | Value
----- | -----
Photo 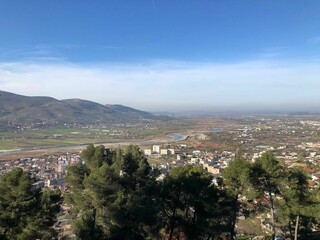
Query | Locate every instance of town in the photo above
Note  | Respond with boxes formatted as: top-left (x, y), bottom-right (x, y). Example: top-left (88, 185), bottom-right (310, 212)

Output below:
top-left (1, 115), bottom-right (320, 238)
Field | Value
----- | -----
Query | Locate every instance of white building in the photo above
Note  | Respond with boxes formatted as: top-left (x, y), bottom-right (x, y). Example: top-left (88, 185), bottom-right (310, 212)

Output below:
top-left (160, 149), bottom-right (169, 155)
top-left (144, 149), bottom-right (152, 156)
top-left (153, 145), bottom-right (160, 154)
top-left (168, 149), bottom-right (175, 155)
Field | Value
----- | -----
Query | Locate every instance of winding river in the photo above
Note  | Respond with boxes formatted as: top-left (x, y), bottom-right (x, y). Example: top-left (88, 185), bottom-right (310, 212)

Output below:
top-left (0, 132), bottom-right (187, 157)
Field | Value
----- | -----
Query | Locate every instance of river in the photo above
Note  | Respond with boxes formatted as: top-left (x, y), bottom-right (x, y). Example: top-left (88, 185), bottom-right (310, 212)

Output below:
top-left (0, 132), bottom-right (187, 157)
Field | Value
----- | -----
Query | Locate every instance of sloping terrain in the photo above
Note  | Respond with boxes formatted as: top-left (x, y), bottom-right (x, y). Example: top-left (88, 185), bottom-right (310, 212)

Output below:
top-left (0, 90), bottom-right (169, 129)
top-left (0, 90), bottom-right (55, 116)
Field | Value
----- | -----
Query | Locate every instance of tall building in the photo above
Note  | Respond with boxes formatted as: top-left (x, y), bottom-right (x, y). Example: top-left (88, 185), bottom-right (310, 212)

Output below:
top-left (152, 145), bottom-right (160, 154)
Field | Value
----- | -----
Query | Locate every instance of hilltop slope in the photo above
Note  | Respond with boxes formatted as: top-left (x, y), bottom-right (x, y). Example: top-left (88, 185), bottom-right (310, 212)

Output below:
top-left (0, 90), bottom-right (170, 129)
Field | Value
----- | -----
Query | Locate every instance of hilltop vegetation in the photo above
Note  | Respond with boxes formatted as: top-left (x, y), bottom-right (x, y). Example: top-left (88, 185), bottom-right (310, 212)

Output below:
top-left (65, 145), bottom-right (233, 239)
top-left (0, 168), bottom-right (61, 239)
top-left (64, 145), bottom-right (320, 240)
top-left (0, 145), bottom-right (319, 239)
top-left (0, 90), bottom-right (171, 130)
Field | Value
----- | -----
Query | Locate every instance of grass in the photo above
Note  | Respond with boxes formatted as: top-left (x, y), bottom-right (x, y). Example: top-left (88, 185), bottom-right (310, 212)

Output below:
top-left (0, 121), bottom-right (196, 151)
top-left (0, 128), bottom-right (116, 150)
top-left (0, 117), bottom-right (247, 152)
top-left (237, 217), bottom-right (263, 235)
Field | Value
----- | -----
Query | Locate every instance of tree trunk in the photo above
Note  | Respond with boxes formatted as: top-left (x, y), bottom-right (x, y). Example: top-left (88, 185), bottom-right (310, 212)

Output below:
top-left (169, 207), bottom-right (176, 240)
top-left (230, 196), bottom-right (238, 240)
top-left (90, 208), bottom-right (96, 238)
top-left (169, 187), bottom-right (180, 240)
top-left (294, 214), bottom-right (300, 240)
top-left (269, 192), bottom-right (276, 240)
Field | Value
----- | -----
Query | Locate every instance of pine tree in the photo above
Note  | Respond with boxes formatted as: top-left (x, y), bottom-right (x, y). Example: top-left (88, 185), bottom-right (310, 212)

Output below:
top-left (0, 168), bottom-right (61, 239)
top-left (250, 152), bottom-right (283, 240)
top-left (278, 168), bottom-right (314, 240)
top-left (159, 165), bottom-right (229, 240)
top-left (221, 156), bottom-right (251, 239)
top-left (65, 145), bottom-right (160, 239)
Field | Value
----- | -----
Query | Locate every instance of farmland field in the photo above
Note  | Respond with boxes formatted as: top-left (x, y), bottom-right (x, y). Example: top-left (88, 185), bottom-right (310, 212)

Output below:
top-left (0, 120), bottom-right (196, 151)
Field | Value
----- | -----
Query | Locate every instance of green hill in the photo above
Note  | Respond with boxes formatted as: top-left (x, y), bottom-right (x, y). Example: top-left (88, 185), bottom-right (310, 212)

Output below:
top-left (0, 90), bottom-right (170, 130)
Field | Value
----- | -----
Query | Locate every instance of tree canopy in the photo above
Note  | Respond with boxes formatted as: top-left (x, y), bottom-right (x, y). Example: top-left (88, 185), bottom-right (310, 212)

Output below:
top-left (63, 147), bottom-right (320, 239)
top-left (65, 145), bottom-right (239, 240)
top-left (0, 168), bottom-right (61, 240)
top-left (65, 144), bottom-right (160, 239)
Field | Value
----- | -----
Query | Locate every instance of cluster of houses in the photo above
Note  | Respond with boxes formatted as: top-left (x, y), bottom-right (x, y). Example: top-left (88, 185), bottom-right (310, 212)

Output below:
top-left (249, 143), bottom-right (320, 189)
top-left (0, 137), bottom-right (319, 238)
top-left (0, 153), bottom-right (81, 190)
top-left (145, 143), bottom-right (235, 182)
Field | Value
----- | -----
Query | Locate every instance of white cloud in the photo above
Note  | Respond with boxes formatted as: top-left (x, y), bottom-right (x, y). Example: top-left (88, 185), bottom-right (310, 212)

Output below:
top-left (0, 59), bottom-right (320, 112)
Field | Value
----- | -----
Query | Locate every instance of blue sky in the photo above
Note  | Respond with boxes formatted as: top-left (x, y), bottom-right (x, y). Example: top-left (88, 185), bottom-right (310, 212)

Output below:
top-left (0, 1), bottom-right (320, 112)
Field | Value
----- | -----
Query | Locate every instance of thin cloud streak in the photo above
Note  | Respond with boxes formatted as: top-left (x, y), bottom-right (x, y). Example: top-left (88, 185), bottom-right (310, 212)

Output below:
top-left (0, 59), bottom-right (320, 112)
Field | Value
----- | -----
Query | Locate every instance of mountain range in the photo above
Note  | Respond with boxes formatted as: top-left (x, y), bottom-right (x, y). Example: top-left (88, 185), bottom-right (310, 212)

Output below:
top-left (0, 90), bottom-right (170, 130)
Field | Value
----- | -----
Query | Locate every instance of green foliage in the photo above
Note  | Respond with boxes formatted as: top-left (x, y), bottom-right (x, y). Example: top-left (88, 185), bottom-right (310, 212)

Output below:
top-left (68, 147), bottom-right (320, 240)
top-left (248, 153), bottom-right (319, 240)
top-left (81, 144), bottom-right (102, 170)
top-left (222, 156), bottom-right (251, 196)
top-left (281, 168), bottom-right (309, 214)
top-left (250, 152), bottom-right (283, 198)
top-left (64, 162), bottom-right (90, 216)
top-left (249, 152), bottom-right (284, 239)
top-left (314, 189), bottom-right (320, 223)
top-left (66, 145), bottom-right (238, 240)
top-left (0, 168), bottom-right (61, 240)
top-left (159, 165), bottom-right (230, 240)
top-left (65, 162), bottom-right (89, 190)
top-left (73, 212), bottom-right (104, 240)
top-left (221, 156), bottom-right (252, 239)
top-left (278, 168), bottom-right (317, 239)
top-left (66, 144), bottom-right (160, 240)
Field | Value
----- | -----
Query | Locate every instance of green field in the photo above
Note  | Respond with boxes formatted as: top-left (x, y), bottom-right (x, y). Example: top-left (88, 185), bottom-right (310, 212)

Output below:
top-left (0, 120), bottom-right (195, 151)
